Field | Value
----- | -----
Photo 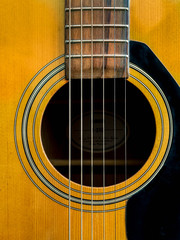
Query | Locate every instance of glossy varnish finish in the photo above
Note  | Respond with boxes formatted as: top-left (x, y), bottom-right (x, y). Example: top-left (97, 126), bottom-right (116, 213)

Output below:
top-left (0, 0), bottom-right (180, 239)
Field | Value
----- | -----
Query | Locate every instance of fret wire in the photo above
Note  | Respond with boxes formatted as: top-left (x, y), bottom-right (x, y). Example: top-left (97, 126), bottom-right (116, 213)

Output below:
top-left (65, 24), bottom-right (129, 28)
top-left (65, 39), bottom-right (128, 43)
top-left (65, 54), bottom-right (128, 58)
top-left (65, 7), bottom-right (129, 11)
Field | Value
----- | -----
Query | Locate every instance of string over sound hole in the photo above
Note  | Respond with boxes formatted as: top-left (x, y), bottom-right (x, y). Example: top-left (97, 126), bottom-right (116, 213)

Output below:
top-left (41, 79), bottom-right (156, 187)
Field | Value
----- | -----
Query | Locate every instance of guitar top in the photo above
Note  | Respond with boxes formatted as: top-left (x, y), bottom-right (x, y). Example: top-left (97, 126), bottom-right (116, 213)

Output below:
top-left (0, 0), bottom-right (180, 239)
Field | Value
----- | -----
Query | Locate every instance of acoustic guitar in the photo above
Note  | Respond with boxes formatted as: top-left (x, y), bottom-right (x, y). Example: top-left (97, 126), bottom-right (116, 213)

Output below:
top-left (1, 0), bottom-right (180, 239)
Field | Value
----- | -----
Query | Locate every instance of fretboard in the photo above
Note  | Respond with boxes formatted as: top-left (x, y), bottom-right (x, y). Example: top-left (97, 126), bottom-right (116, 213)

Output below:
top-left (65, 0), bottom-right (129, 79)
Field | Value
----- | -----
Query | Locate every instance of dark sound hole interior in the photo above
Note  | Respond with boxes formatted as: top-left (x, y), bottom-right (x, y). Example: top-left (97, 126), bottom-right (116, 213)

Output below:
top-left (41, 79), bottom-right (156, 187)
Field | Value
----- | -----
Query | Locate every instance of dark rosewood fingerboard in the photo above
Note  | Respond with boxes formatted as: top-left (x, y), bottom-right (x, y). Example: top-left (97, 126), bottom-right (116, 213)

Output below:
top-left (65, 0), bottom-right (129, 79)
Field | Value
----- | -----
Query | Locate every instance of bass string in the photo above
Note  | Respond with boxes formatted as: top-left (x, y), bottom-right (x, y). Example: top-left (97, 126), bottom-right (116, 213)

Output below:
top-left (79, 1), bottom-right (94, 239)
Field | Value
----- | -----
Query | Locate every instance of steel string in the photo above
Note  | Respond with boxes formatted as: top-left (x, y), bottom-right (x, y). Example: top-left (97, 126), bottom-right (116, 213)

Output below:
top-left (80, 0), bottom-right (83, 240)
top-left (91, 1), bottom-right (94, 240)
top-left (102, 0), bottom-right (106, 239)
top-left (68, 0), bottom-right (72, 239)
top-left (113, 0), bottom-right (117, 239)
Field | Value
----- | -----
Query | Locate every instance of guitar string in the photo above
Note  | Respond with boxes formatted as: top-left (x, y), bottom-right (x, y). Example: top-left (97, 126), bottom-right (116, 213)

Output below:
top-left (91, 1), bottom-right (94, 240)
top-left (102, 0), bottom-right (105, 240)
top-left (125, 0), bottom-right (130, 209)
top-left (114, 1), bottom-right (118, 239)
top-left (68, 2), bottom-right (129, 239)
top-left (80, 0), bottom-right (83, 239)
top-left (124, 2), bottom-right (130, 233)
top-left (113, 0), bottom-right (117, 239)
top-left (68, 0), bottom-right (72, 239)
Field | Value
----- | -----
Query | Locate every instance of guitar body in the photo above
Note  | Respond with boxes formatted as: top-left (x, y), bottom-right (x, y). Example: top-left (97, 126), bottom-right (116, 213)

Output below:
top-left (0, 0), bottom-right (180, 240)
top-left (127, 41), bottom-right (180, 239)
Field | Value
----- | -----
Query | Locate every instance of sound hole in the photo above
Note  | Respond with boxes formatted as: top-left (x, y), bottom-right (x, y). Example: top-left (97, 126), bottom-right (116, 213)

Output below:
top-left (41, 79), bottom-right (156, 187)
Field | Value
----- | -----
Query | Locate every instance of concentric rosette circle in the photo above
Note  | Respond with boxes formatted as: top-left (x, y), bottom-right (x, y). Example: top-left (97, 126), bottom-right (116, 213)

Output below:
top-left (14, 55), bottom-right (173, 212)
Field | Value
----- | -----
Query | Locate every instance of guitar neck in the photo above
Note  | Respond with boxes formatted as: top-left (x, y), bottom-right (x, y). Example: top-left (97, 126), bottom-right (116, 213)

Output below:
top-left (65, 0), bottom-right (129, 79)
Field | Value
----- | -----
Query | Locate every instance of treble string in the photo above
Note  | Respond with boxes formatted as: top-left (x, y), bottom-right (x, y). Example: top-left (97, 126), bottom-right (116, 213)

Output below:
top-left (80, 0), bottom-right (83, 240)
top-left (91, 1), bottom-right (94, 240)
top-left (102, 0), bottom-right (105, 239)
top-left (113, 0), bottom-right (117, 239)
top-left (125, 0), bottom-right (130, 210)
top-left (125, 0), bottom-right (130, 205)
top-left (68, 0), bottom-right (72, 239)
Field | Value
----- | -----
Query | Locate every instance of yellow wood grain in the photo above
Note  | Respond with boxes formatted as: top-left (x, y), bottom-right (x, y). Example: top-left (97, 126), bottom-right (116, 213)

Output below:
top-left (130, 0), bottom-right (180, 84)
top-left (0, 0), bottom-right (179, 239)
